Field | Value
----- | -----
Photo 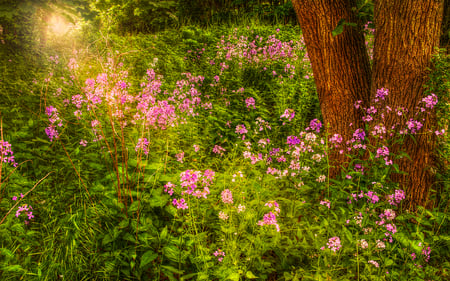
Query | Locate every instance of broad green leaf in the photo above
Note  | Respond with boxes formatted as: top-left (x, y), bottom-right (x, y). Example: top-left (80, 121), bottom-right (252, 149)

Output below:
top-left (139, 250), bottom-right (158, 269)
top-left (246, 271), bottom-right (258, 279)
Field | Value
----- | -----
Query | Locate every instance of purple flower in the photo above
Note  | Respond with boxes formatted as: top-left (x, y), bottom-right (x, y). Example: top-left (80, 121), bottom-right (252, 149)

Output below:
top-left (376, 88), bottom-right (389, 100)
top-left (287, 135), bottom-right (300, 146)
top-left (422, 93), bottom-right (438, 109)
top-left (172, 198), bottom-right (188, 209)
top-left (0, 140), bottom-right (17, 166)
top-left (175, 151), bottom-right (185, 163)
top-left (353, 128), bottom-right (366, 141)
top-left (45, 125), bottom-right (59, 142)
top-left (309, 119), bottom-right (322, 133)
top-left (376, 146), bottom-right (389, 158)
top-left (280, 108), bottom-right (295, 121)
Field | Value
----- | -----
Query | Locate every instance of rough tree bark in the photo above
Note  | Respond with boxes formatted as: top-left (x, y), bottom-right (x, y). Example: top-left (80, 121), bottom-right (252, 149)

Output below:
top-left (371, 0), bottom-right (444, 209)
top-left (291, 0), bottom-right (371, 176)
top-left (292, 0), bottom-right (444, 209)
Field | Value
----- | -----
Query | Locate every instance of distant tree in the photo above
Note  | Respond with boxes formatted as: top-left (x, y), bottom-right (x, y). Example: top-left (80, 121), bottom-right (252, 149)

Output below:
top-left (291, 0), bottom-right (445, 210)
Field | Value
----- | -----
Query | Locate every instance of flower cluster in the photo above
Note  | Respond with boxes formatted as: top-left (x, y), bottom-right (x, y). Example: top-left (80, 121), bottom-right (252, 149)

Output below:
top-left (221, 189), bottom-right (233, 204)
top-left (257, 200), bottom-right (281, 232)
top-left (12, 195), bottom-right (34, 225)
top-left (0, 140), bottom-right (17, 167)
top-left (213, 145), bottom-right (226, 156)
top-left (135, 138), bottom-right (149, 155)
top-left (45, 106), bottom-right (62, 142)
top-left (167, 169), bottom-right (216, 210)
top-left (326, 236), bottom-right (341, 252)
top-left (213, 248), bottom-right (225, 262)
top-left (280, 108), bottom-right (295, 122)
top-left (245, 97), bottom-right (256, 109)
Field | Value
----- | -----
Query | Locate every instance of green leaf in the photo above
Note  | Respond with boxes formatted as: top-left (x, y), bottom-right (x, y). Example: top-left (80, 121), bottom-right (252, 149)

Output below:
top-left (102, 233), bottom-right (114, 246)
top-left (161, 265), bottom-right (184, 274)
top-left (3, 264), bottom-right (24, 272)
top-left (119, 219), bottom-right (129, 228)
top-left (0, 248), bottom-right (14, 259)
top-left (226, 272), bottom-right (241, 281)
top-left (140, 250), bottom-right (158, 269)
top-left (128, 201), bottom-right (140, 213)
top-left (332, 19), bottom-right (346, 36)
top-left (181, 273), bottom-right (198, 280)
top-left (246, 271), bottom-right (258, 279)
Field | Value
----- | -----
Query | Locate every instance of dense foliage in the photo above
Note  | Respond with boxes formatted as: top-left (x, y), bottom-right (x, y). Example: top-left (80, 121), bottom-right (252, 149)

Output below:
top-left (0, 1), bottom-right (449, 281)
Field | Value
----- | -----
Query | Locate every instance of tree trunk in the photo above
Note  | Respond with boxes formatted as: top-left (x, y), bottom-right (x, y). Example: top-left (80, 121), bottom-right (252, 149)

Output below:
top-left (371, 0), bottom-right (444, 209)
top-left (440, 0), bottom-right (450, 51)
top-left (292, 0), bottom-right (444, 209)
top-left (291, 0), bottom-right (372, 176)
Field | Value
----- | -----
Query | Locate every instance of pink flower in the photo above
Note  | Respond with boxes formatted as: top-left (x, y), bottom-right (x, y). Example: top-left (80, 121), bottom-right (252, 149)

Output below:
top-left (221, 189), bottom-right (233, 204)
top-left (218, 211), bottom-right (229, 220)
top-left (193, 144), bottom-right (200, 152)
top-left (326, 236), bottom-right (341, 252)
top-left (176, 151), bottom-right (185, 163)
top-left (213, 249), bottom-right (225, 262)
top-left (368, 260), bottom-right (379, 268)
top-left (135, 138), bottom-right (149, 155)
top-left (245, 97), bottom-right (256, 109)
top-left (320, 199), bottom-right (331, 208)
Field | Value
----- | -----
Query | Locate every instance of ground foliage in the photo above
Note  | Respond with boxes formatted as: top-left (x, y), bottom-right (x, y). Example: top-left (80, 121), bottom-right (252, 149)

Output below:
top-left (0, 15), bottom-right (449, 281)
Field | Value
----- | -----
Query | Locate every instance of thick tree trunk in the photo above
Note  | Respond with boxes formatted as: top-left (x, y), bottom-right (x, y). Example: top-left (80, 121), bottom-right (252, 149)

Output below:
top-left (291, 0), bottom-right (371, 176)
top-left (440, 0), bottom-right (450, 51)
top-left (371, 0), bottom-right (444, 209)
top-left (292, 0), bottom-right (444, 209)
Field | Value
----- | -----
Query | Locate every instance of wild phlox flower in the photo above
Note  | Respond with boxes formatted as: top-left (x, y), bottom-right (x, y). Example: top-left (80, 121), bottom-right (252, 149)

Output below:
top-left (387, 189), bottom-right (405, 206)
top-left (326, 236), bottom-right (341, 252)
top-left (218, 211), bottom-right (229, 220)
top-left (375, 88), bottom-right (389, 100)
top-left (237, 204), bottom-right (246, 213)
top-left (359, 239), bottom-right (369, 249)
top-left (320, 199), bottom-right (331, 209)
top-left (368, 260), bottom-right (379, 268)
top-left (308, 119), bottom-right (322, 133)
top-left (421, 93), bottom-right (438, 109)
top-left (213, 145), bottom-right (226, 156)
top-left (175, 151), bottom-right (185, 163)
top-left (221, 189), bottom-right (233, 204)
top-left (135, 138), bottom-right (149, 155)
top-left (258, 200), bottom-right (281, 231)
top-left (245, 97), bottom-right (256, 109)
top-left (376, 146), bottom-right (389, 158)
top-left (172, 198), bottom-right (188, 209)
top-left (164, 182), bottom-right (175, 196)
top-left (0, 140), bottom-right (17, 167)
top-left (280, 108), bottom-right (295, 121)
top-left (379, 209), bottom-right (396, 220)
top-left (316, 175), bottom-right (326, 183)
top-left (213, 249), bottom-right (225, 262)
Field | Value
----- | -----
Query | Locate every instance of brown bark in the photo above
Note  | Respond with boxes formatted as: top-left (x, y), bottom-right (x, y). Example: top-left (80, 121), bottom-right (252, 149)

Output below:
top-left (291, 0), bottom-right (371, 175)
top-left (371, 0), bottom-right (444, 209)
